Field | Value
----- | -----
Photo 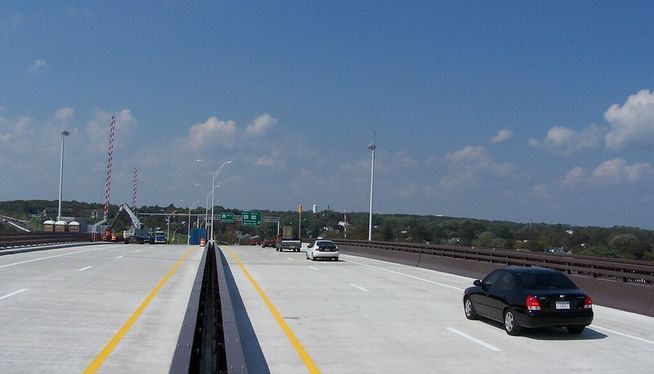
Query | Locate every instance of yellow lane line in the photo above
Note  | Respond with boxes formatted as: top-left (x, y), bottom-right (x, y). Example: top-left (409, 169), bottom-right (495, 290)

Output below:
top-left (83, 247), bottom-right (199, 373)
top-left (225, 247), bottom-right (321, 374)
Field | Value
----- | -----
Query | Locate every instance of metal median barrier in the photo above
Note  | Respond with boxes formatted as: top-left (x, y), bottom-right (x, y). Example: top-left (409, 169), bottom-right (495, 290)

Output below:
top-left (171, 242), bottom-right (247, 374)
top-left (0, 232), bottom-right (92, 249)
top-left (333, 239), bottom-right (654, 317)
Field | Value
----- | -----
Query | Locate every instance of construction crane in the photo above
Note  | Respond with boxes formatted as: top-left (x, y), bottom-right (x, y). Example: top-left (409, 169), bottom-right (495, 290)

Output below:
top-left (103, 204), bottom-right (154, 244)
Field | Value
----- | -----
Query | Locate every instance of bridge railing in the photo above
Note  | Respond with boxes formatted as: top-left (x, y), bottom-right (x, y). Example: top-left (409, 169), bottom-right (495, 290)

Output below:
top-left (333, 239), bottom-right (654, 316)
top-left (0, 232), bottom-right (92, 249)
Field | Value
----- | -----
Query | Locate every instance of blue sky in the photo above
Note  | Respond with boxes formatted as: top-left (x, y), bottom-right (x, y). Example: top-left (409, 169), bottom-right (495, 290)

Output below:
top-left (2, 1), bottom-right (654, 228)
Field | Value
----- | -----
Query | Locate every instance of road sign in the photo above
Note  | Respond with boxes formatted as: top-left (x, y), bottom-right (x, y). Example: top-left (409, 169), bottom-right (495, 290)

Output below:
top-left (220, 212), bottom-right (234, 223)
top-left (242, 211), bottom-right (262, 226)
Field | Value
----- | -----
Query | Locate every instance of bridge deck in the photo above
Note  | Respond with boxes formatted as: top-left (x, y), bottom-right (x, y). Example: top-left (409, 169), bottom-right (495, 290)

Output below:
top-left (224, 244), bottom-right (654, 373)
top-left (0, 244), bottom-right (202, 373)
top-left (1, 243), bottom-right (654, 373)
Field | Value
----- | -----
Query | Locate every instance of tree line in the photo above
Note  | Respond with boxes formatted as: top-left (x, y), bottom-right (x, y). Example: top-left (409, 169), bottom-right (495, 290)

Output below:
top-left (1, 200), bottom-right (653, 261)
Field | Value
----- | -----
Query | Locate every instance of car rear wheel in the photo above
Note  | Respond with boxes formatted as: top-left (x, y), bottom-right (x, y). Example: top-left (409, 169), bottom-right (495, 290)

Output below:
top-left (504, 309), bottom-right (522, 336)
top-left (463, 297), bottom-right (478, 320)
top-left (567, 326), bottom-right (585, 335)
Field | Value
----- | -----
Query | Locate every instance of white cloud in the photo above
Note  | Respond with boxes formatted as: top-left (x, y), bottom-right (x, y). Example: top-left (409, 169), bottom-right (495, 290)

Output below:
top-left (490, 129), bottom-right (513, 144)
top-left (245, 113), bottom-right (277, 136)
top-left (29, 59), bottom-right (47, 73)
top-left (54, 107), bottom-right (75, 123)
top-left (183, 116), bottom-right (237, 151)
top-left (592, 158), bottom-right (652, 184)
top-left (0, 115), bottom-right (30, 143)
top-left (447, 145), bottom-right (487, 162)
top-left (529, 125), bottom-right (605, 155)
top-left (441, 145), bottom-right (513, 188)
top-left (563, 166), bottom-right (588, 187)
top-left (605, 89), bottom-right (654, 150)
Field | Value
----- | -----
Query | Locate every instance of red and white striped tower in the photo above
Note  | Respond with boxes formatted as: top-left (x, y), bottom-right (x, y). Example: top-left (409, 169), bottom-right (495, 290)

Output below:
top-left (103, 116), bottom-right (116, 221)
top-left (132, 168), bottom-right (138, 210)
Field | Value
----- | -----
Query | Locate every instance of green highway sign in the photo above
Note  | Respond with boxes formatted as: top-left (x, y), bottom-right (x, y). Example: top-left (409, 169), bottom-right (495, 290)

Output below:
top-left (242, 211), bottom-right (262, 226)
top-left (220, 212), bottom-right (234, 223)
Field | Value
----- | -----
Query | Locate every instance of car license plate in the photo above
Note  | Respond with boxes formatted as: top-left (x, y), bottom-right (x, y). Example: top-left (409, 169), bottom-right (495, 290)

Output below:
top-left (555, 301), bottom-right (570, 310)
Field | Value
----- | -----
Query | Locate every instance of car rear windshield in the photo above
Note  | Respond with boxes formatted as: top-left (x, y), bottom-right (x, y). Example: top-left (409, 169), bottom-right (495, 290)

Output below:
top-left (517, 271), bottom-right (577, 290)
top-left (318, 242), bottom-right (336, 249)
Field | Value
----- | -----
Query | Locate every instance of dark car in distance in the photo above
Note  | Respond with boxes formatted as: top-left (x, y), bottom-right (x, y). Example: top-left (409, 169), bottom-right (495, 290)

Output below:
top-left (463, 266), bottom-right (593, 335)
top-left (261, 238), bottom-right (276, 248)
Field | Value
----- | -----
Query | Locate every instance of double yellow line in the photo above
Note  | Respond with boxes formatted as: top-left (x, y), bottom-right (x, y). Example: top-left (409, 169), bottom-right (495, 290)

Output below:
top-left (225, 248), bottom-right (321, 374)
top-left (84, 247), bottom-right (198, 373)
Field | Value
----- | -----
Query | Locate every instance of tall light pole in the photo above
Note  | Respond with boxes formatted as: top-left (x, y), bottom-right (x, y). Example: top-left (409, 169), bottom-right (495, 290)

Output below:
top-left (211, 160), bottom-right (232, 241)
top-left (187, 200), bottom-right (200, 245)
top-left (205, 191), bottom-right (211, 229)
top-left (368, 143), bottom-right (376, 241)
top-left (57, 130), bottom-right (70, 222)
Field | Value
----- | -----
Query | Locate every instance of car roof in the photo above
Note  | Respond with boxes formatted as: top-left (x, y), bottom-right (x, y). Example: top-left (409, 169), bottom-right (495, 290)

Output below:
top-left (503, 266), bottom-right (559, 274)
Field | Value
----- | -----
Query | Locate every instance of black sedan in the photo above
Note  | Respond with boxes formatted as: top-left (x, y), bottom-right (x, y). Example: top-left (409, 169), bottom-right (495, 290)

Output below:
top-left (463, 266), bottom-right (593, 335)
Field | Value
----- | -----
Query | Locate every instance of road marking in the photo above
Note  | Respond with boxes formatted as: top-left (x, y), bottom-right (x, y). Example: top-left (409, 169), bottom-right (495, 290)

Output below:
top-left (310, 266), bottom-right (320, 271)
top-left (593, 325), bottom-right (654, 346)
top-left (135, 249), bottom-right (141, 253)
top-left (287, 257), bottom-right (294, 261)
top-left (114, 255), bottom-right (123, 259)
top-left (348, 259), bottom-right (465, 291)
top-left (225, 248), bottom-right (320, 374)
top-left (77, 266), bottom-right (93, 272)
top-left (350, 284), bottom-right (369, 292)
top-left (446, 327), bottom-right (502, 352)
top-left (0, 289), bottom-right (28, 301)
top-left (83, 247), bottom-right (199, 373)
top-left (0, 247), bottom-right (107, 269)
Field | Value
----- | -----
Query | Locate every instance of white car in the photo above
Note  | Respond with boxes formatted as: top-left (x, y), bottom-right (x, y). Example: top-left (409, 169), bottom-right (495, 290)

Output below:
top-left (306, 240), bottom-right (339, 261)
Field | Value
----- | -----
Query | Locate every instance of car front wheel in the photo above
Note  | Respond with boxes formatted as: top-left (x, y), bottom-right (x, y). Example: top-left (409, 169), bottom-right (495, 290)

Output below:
top-left (464, 297), bottom-right (478, 320)
top-left (504, 309), bottom-right (522, 336)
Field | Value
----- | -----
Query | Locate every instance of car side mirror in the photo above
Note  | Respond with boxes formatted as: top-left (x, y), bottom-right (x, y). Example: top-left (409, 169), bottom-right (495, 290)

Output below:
top-left (473, 280), bottom-right (482, 287)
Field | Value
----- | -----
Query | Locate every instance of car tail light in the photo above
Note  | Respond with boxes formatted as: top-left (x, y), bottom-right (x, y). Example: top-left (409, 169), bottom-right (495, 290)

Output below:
top-left (526, 295), bottom-right (541, 311)
top-left (583, 296), bottom-right (593, 309)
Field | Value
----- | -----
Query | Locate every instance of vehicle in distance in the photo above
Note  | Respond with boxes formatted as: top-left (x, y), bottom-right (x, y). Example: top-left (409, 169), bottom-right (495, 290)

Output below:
top-left (306, 239), bottom-right (339, 261)
top-left (277, 225), bottom-right (301, 252)
top-left (261, 238), bottom-right (276, 248)
top-left (463, 266), bottom-right (593, 335)
top-left (153, 230), bottom-right (167, 244)
top-left (250, 236), bottom-right (262, 246)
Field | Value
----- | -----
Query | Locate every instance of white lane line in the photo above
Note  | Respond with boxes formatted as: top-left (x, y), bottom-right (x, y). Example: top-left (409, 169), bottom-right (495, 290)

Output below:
top-left (347, 259), bottom-right (465, 291)
top-left (446, 327), bottom-right (502, 352)
top-left (135, 249), bottom-right (141, 253)
top-left (350, 284), bottom-right (369, 293)
top-left (77, 265), bottom-right (93, 272)
top-left (0, 289), bottom-right (28, 301)
top-left (115, 255), bottom-right (124, 259)
top-left (0, 247), bottom-right (107, 269)
top-left (593, 325), bottom-right (654, 346)
top-left (287, 257), bottom-right (294, 261)
top-left (310, 266), bottom-right (320, 271)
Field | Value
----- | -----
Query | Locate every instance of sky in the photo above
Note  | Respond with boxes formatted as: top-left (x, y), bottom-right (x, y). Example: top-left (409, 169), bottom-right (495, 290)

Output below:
top-left (2, 1), bottom-right (654, 228)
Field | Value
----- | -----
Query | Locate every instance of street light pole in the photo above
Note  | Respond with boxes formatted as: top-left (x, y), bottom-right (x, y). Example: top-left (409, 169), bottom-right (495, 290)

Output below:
top-left (368, 143), bottom-right (376, 241)
top-left (210, 161), bottom-right (232, 241)
top-left (57, 130), bottom-right (70, 222)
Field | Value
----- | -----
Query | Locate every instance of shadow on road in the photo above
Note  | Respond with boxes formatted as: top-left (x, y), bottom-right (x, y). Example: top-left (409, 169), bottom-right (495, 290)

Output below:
top-left (479, 319), bottom-right (608, 340)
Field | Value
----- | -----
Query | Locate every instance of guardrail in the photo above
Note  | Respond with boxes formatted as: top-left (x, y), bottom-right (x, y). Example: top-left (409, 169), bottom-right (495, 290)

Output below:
top-left (0, 232), bottom-right (92, 249)
top-left (170, 241), bottom-right (247, 373)
top-left (333, 239), bottom-right (654, 316)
